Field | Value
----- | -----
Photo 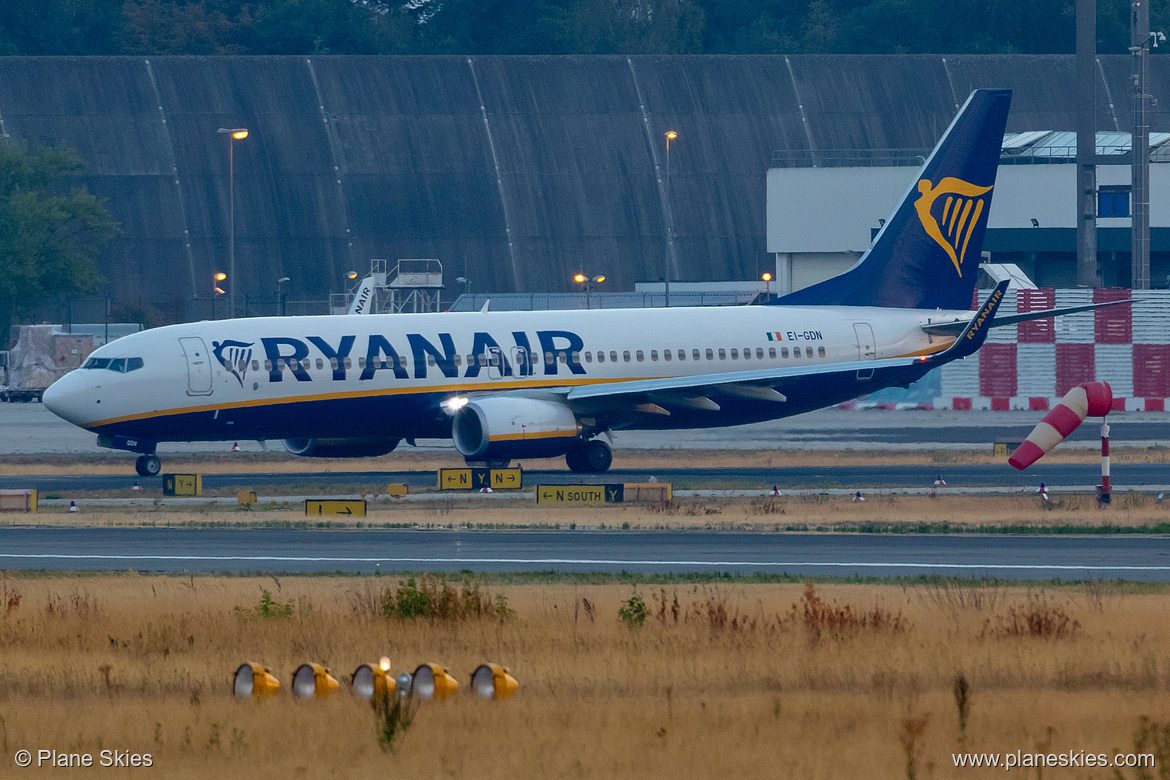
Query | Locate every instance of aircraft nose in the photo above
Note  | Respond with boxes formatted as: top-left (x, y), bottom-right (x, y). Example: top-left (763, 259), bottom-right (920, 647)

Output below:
top-left (42, 374), bottom-right (93, 427)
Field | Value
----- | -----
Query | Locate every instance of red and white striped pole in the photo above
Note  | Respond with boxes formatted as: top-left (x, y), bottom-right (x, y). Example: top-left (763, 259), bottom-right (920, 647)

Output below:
top-left (1100, 419), bottom-right (1111, 505)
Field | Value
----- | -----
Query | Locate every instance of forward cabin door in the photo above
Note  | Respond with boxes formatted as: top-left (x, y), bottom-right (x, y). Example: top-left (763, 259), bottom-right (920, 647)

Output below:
top-left (179, 337), bottom-right (213, 396)
top-left (853, 322), bottom-right (876, 380)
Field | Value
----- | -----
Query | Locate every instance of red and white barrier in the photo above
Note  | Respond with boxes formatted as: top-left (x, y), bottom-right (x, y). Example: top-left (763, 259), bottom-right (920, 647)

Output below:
top-left (1008, 382), bottom-right (1113, 470)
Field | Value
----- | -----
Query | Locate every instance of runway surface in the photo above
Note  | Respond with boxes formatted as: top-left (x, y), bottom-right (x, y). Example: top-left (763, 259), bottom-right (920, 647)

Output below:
top-left (5, 403), bottom-right (1170, 455)
top-left (3, 462), bottom-right (1166, 493)
top-left (3, 528), bottom-right (1170, 580)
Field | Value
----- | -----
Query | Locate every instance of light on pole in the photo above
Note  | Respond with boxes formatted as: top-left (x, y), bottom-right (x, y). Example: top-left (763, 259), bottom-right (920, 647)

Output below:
top-left (276, 276), bottom-right (290, 316)
top-left (212, 272), bottom-right (227, 320)
top-left (217, 128), bottom-right (248, 317)
top-left (664, 130), bottom-right (677, 307)
top-left (762, 272), bottom-right (772, 301)
top-left (573, 273), bottom-right (606, 309)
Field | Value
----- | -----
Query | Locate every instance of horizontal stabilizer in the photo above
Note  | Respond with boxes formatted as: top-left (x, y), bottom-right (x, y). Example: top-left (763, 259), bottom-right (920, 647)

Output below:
top-left (921, 298), bottom-right (1133, 337)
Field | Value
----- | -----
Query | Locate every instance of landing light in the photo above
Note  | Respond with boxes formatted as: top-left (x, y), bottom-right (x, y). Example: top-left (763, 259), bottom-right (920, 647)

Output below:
top-left (352, 656), bottom-right (394, 700)
top-left (441, 396), bottom-right (469, 414)
top-left (292, 663), bottom-right (339, 699)
top-left (412, 663), bottom-right (458, 700)
top-left (470, 663), bottom-right (518, 700)
top-left (233, 662), bottom-right (280, 697)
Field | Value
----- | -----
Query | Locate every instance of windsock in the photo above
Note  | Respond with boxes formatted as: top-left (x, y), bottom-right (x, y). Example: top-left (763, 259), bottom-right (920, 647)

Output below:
top-left (1009, 382), bottom-right (1112, 470)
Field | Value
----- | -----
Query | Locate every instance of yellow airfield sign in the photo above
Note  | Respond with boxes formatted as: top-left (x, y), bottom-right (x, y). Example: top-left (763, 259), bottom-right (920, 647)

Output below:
top-left (305, 499), bottom-right (367, 516)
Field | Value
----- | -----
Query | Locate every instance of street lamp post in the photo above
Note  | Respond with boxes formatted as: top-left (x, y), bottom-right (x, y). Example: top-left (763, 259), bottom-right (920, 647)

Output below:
top-left (217, 128), bottom-right (248, 317)
top-left (212, 272), bottom-right (227, 320)
top-left (762, 272), bottom-right (772, 302)
top-left (664, 131), bottom-right (678, 307)
top-left (573, 273), bottom-right (606, 309)
top-left (276, 276), bottom-right (290, 316)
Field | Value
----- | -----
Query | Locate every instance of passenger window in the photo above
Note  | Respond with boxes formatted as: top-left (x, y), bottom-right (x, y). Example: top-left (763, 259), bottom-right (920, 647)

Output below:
top-left (571, 351), bottom-right (581, 364)
top-left (756, 348), bottom-right (765, 359)
top-left (718, 349), bottom-right (726, 360)
top-left (584, 352), bottom-right (592, 363)
top-left (818, 346), bottom-right (826, 358)
top-left (264, 360), bottom-right (273, 371)
top-left (544, 352), bottom-right (554, 365)
top-left (454, 355), bottom-right (462, 367)
top-left (650, 350), bottom-right (658, 361)
top-left (636, 350), bottom-right (644, 362)
top-left (706, 349), bottom-right (714, 360)
top-left (730, 349), bottom-right (738, 359)
top-left (662, 350), bottom-right (671, 361)
top-left (252, 359), bottom-right (261, 371)
top-left (782, 347), bottom-right (789, 358)
top-left (491, 355), bottom-right (501, 367)
top-left (792, 349), bottom-right (800, 359)
top-left (313, 359), bottom-right (321, 370)
top-left (479, 355), bottom-right (489, 367)
top-left (806, 347), bottom-right (814, 358)
top-left (428, 355), bottom-right (436, 367)
top-left (692, 349), bottom-right (700, 361)
top-left (108, 358), bottom-right (126, 372)
top-left (742, 348), bottom-right (750, 360)
top-left (558, 354), bottom-right (567, 364)
top-left (344, 357), bottom-right (352, 369)
top-left (329, 358), bottom-right (338, 370)
top-left (623, 351), bottom-right (631, 362)
top-left (768, 348), bottom-right (776, 359)
top-left (596, 352), bottom-right (605, 363)
top-left (290, 359), bottom-right (301, 371)
top-left (358, 357), bottom-right (367, 368)
top-left (610, 351), bottom-right (618, 362)
top-left (127, 357), bottom-right (145, 372)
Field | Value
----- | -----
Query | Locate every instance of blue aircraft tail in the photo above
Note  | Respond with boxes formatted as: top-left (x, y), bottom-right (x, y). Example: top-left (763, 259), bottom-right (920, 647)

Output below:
top-left (776, 89), bottom-right (1012, 311)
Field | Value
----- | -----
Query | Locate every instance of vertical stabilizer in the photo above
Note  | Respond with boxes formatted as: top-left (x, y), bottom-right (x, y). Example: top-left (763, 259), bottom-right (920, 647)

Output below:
top-left (777, 89), bottom-right (1012, 310)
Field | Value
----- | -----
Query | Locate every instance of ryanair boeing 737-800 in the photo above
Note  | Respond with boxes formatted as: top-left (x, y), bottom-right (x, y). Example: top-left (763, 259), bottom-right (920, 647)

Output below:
top-left (41, 90), bottom-right (1119, 477)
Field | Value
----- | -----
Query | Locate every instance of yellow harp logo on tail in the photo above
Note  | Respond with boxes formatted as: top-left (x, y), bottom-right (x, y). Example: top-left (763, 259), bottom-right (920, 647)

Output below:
top-left (914, 177), bottom-right (993, 276)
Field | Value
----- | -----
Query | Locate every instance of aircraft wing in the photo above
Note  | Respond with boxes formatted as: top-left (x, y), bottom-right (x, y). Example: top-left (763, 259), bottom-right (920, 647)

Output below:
top-left (566, 283), bottom-right (1008, 415)
top-left (921, 297), bottom-right (1131, 337)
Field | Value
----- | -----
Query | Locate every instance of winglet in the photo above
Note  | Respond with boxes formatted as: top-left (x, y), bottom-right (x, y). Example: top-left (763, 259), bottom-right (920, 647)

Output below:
top-left (927, 280), bottom-right (1009, 363)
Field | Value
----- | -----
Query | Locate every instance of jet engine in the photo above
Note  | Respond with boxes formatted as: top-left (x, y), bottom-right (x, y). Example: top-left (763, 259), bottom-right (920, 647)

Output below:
top-left (282, 437), bottom-right (401, 458)
top-left (452, 397), bottom-right (579, 461)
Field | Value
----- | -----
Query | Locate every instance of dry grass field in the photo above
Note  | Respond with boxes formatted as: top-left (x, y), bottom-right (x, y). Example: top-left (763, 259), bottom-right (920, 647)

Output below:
top-left (2, 574), bottom-right (1170, 778)
top-left (14, 493), bottom-right (1170, 532)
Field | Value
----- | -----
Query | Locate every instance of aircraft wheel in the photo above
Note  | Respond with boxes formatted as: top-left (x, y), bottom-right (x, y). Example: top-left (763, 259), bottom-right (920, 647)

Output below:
top-left (135, 454), bottom-right (162, 477)
top-left (581, 439), bottom-right (612, 473)
top-left (565, 445), bottom-right (587, 472)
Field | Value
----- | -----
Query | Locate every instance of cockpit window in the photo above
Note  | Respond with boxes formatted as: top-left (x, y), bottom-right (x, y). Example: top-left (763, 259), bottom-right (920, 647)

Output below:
top-left (83, 357), bottom-right (144, 372)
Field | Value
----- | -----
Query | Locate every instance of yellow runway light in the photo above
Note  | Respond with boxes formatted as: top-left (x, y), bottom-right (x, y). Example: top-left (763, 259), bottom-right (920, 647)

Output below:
top-left (352, 657), bottom-right (394, 700)
top-left (292, 663), bottom-right (339, 699)
top-left (233, 662), bottom-right (280, 697)
top-left (412, 663), bottom-right (458, 700)
top-left (470, 663), bottom-right (518, 700)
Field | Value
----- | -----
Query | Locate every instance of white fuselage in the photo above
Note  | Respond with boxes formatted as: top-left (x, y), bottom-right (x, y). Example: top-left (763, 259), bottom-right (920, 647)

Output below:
top-left (43, 304), bottom-right (961, 444)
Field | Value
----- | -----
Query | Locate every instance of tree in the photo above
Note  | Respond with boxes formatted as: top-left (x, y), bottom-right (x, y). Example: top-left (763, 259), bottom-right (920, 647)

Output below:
top-left (0, 142), bottom-right (119, 346)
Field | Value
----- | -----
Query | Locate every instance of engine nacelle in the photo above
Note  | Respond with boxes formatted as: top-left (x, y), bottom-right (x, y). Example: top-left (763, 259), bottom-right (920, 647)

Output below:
top-left (452, 397), bottom-right (579, 460)
top-left (282, 437), bottom-right (401, 458)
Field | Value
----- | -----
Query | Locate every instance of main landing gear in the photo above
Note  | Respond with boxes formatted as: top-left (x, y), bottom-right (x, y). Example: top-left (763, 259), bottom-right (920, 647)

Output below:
top-left (565, 438), bottom-right (612, 473)
top-left (135, 454), bottom-right (162, 477)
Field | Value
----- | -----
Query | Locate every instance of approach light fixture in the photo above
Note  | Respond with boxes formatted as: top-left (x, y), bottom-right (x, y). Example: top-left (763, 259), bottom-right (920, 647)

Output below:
top-left (233, 662), bottom-right (280, 697)
top-left (470, 663), bottom-right (518, 700)
top-left (352, 657), bottom-right (394, 700)
top-left (412, 663), bottom-right (458, 700)
top-left (292, 663), bottom-right (340, 699)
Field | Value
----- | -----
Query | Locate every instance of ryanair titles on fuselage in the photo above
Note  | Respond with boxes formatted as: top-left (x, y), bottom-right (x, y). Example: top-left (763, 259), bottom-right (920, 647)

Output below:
top-left (212, 330), bottom-right (587, 387)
